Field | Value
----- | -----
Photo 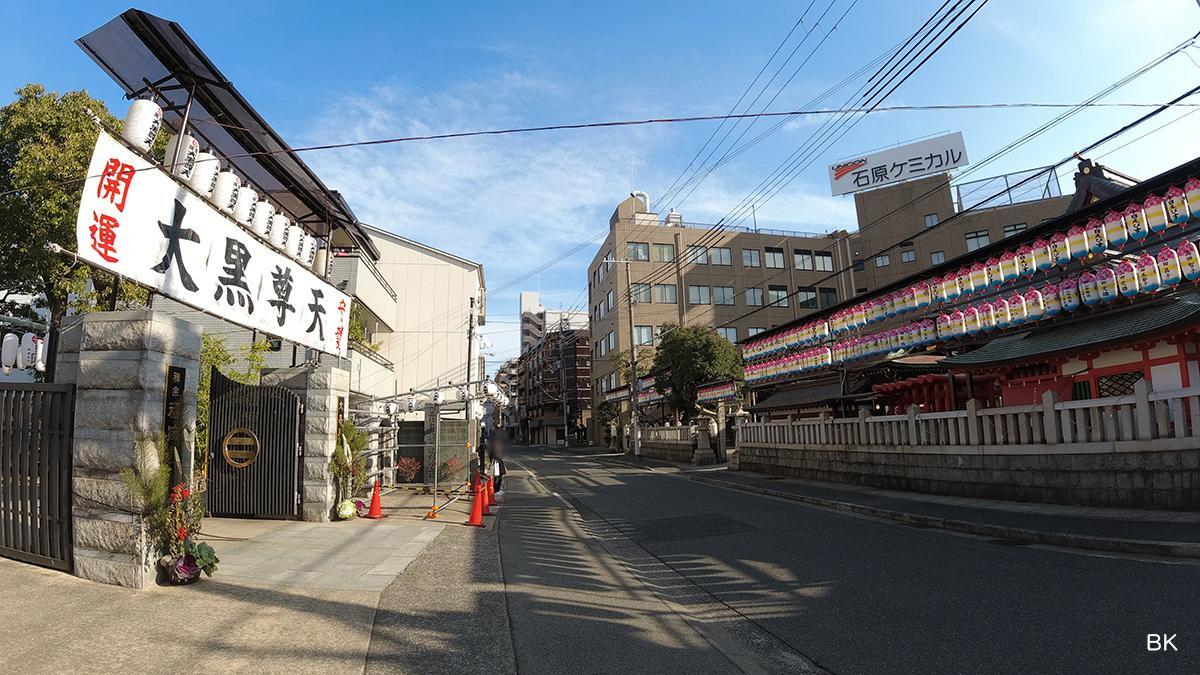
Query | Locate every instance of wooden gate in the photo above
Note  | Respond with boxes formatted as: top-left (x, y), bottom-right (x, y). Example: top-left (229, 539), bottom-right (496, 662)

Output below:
top-left (205, 368), bottom-right (303, 518)
top-left (0, 383), bottom-right (75, 572)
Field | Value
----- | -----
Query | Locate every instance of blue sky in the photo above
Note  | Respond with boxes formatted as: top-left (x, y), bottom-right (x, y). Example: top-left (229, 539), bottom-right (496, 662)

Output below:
top-left (4, 1), bottom-right (1200, 369)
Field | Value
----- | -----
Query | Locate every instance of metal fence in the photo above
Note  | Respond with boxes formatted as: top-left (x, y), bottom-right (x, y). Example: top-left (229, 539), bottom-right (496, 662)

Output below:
top-left (0, 383), bottom-right (75, 572)
top-left (954, 166), bottom-right (1061, 211)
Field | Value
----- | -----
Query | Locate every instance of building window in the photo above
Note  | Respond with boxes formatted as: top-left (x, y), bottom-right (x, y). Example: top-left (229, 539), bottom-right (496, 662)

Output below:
top-left (742, 249), bottom-right (761, 268)
top-left (628, 242), bottom-right (649, 261)
top-left (767, 285), bottom-right (789, 307)
top-left (901, 249), bottom-right (916, 264)
top-left (597, 339), bottom-right (606, 357)
top-left (631, 282), bottom-right (651, 304)
top-left (1097, 370), bottom-right (1144, 397)
top-left (748, 327), bottom-right (766, 337)
top-left (713, 286), bottom-right (735, 305)
top-left (607, 331), bottom-right (615, 351)
top-left (796, 286), bottom-right (817, 309)
top-left (1003, 223), bottom-right (1027, 238)
top-left (710, 247), bottom-right (732, 265)
top-left (875, 254), bottom-right (890, 268)
top-left (686, 245), bottom-right (708, 264)
top-left (856, 287), bottom-right (869, 294)
top-left (965, 230), bottom-right (990, 252)
top-left (634, 325), bottom-right (653, 345)
top-left (606, 289), bottom-right (614, 311)
top-left (764, 247), bottom-right (785, 268)
top-left (853, 259), bottom-right (865, 271)
top-left (687, 285), bottom-right (711, 305)
top-left (653, 283), bottom-right (677, 304)
top-left (931, 250), bottom-right (946, 265)
top-left (745, 288), bottom-right (764, 306)
top-left (924, 213), bottom-right (939, 228)
top-left (794, 249), bottom-right (814, 270)
top-left (652, 243), bottom-right (675, 262)
top-left (814, 251), bottom-right (833, 272)
top-left (717, 327), bottom-right (738, 343)
top-left (818, 287), bottom-right (837, 308)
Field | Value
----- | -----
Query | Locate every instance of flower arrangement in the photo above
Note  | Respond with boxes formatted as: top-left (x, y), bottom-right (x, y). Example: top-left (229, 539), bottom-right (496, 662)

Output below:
top-left (395, 456), bottom-right (422, 483)
top-left (121, 431), bottom-right (218, 585)
top-left (330, 420), bottom-right (369, 520)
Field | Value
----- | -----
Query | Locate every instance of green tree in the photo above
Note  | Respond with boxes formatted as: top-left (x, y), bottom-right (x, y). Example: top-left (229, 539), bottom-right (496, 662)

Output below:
top-left (652, 324), bottom-right (743, 419)
top-left (613, 346), bottom-right (652, 384)
top-left (0, 84), bottom-right (145, 329)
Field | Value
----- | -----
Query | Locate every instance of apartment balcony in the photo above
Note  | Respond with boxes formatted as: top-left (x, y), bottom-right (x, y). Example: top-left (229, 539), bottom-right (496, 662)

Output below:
top-left (329, 248), bottom-right (397, 332)
top-left (347, 341), bottom-right (396, 401)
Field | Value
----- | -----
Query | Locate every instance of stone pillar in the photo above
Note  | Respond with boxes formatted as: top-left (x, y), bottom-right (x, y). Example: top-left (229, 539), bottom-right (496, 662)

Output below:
top-left (262, 363), bottom-right (349, 522)
top-left (56, 310), bottom-right (201, 589)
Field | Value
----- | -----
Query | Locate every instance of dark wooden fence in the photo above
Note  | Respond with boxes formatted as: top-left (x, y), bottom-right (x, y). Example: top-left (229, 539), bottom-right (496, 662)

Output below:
top-left (0, 383), bottom-right (75, 572)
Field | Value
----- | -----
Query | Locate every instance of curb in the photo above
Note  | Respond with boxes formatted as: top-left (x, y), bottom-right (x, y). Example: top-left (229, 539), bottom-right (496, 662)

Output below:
top-left (579, 451), bottom-right (1200, 560)
top-left (681, 473), bottom-right (1200, 559)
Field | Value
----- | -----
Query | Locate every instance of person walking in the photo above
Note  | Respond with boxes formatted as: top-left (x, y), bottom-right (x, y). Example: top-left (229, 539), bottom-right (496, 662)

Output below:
top-left (490, 430), bottom-right (508, 497)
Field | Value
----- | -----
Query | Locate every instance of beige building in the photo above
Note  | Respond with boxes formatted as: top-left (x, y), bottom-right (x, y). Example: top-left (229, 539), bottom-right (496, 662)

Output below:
top-left (342, 225), bottom-right (486, 419)
top-left (587, 169), bottom-right (1072, 437)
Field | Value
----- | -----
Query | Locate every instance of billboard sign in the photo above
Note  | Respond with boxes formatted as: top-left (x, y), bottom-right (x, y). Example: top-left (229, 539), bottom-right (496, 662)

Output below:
top-left (829, 131), bottom-right (968, 196)
top-left (76, 131), bottom-right (351, 357)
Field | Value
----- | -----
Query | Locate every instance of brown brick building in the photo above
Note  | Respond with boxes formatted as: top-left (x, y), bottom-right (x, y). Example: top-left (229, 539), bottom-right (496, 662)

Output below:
top-left (587, 167), bottom-right (1074, 440)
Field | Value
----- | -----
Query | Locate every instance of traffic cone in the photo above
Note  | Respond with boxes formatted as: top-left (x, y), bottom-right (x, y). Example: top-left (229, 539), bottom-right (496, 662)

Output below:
top-left (465, 481), bottom-right (485, 527)
top-left (486, 475), bottom-right (497, 508)
top-left (471, 472), bottom-right (480, 495)
top-left (364, 478), bottom-right (386, 519)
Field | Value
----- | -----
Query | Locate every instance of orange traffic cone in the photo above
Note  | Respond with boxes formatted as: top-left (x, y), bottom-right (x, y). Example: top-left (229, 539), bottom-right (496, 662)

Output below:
top-left (482, 477), bottom-right (493, 516)
top-left (471, 472), bottom-right (480, 495)
top-left (364, 478), bottom-right (386, 519)
top-left (465, 481), bottom-right (485, 527)
top-left (486, 475), bottom-right (497, 508)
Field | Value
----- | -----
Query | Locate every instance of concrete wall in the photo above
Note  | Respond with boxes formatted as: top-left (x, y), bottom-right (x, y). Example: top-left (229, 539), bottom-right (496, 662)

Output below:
top-left (735, 445), bottom-right (1200, 509)
top-left (57, 310), bottom-right (201, 589)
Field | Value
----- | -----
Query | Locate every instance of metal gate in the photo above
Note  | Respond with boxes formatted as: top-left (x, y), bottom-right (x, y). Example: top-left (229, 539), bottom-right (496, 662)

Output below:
top-left (0, 383), bottom-right (75, 572)
top-left (206, 368), bottom-right (303, 518)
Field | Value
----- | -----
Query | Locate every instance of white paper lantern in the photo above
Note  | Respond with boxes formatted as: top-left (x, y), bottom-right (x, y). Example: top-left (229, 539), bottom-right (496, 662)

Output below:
top-left (233, 185), bottom-right (257, 225)
top-left (1, 333), bottom-right (17, 374)
top-left (34, 335), bottom-right (45, 372)
top-left (270, 214), bottom-right (291, 250)
top-left (300, 235), bottom-right (317, 265)
top-left (211, 171), bottom-right (239, 214)
top-left (189, 152), bottom-right (220, 196)
top-left (17, 333), bottom-right (37, 370)
top-left (164, 133), bottom-right (200, 180)
top-left (286, 225), bottom-right (304, 259)
top-left (251, 201), bottom-right (275, 239)
top-left (122, 99), bottom-right (162, 152)
top-left (312, 245), bottom-right (328, 276)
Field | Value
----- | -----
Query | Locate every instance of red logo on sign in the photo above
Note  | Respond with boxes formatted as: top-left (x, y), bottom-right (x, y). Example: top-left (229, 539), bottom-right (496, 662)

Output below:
top-left (833, 159), bottom-right (867, 181)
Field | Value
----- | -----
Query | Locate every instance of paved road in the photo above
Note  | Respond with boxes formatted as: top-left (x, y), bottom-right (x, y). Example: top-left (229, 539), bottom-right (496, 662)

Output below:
top-left (501, 447), bottom-right (1199, 674)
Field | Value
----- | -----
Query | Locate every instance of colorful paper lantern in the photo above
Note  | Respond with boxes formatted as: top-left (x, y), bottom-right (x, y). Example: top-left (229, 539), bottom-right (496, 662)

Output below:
top-left (1042, 283), bottom-right (1062, 318)
top-left (993, 296), bottom-right (1012, 328)
top-left (930, 276), bottom-right (947, 304)
top-left (1024, 288), bottom-right (1044, 321)
top-left (1136, 253), bottom-right (1161, 293)
top-left (1115, 261), bottom-right (1139, 298)
top-left (1008, 293), bottom-right (1028, 325)
top-left (986, 257), bottom-right (1005, 287)
top-left (1124, 203), bottom-right (1149, 241)
top-left (1049, 232), bottom-right (1071, 266)
top-left (1059, 277), bottom-right (1081, 312)
top-left (1078, 271), bottom-right (1100, 306)
top-left (957, 267), bottom-right (974, 295)
top-left (1068, 224), bottom-right (1090, 259)
top-left (964, 306), bottom-right (981, 335)
top-left (1001, 251), bottom-right (1019, 281)
top-left (1179, 239), bottom-right (1200, 281)
top-left (1157, 247), bottom-right (1182, 287)
top-left (978, 302), bottom-right (996, 331)
top-left (942, 274), bottom-right (961, 301)
top-left (1096, 267), bottom-right (1119, 303)
top-left (1016, 245), bottom-right (1036, 277)
top-left (1165, 186), bottom-right (1190, 224)
top-left (1186, 178), bottom-right (1200, 219)
top-left (1144, 195), bottom-right (1169, 234)
top-left (1032, 239), bottom-right (1053, 271)
top-left (1101, 211), bottom-right (1126, 250)
top-left (913, 282), bottom-right (931, 309)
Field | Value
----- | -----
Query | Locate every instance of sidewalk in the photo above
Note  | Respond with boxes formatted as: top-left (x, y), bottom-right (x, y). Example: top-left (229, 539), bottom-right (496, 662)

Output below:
top-left (0, 487), bottom-right (490, 673)
top-left (561, 448), bottom-right (1200, 558)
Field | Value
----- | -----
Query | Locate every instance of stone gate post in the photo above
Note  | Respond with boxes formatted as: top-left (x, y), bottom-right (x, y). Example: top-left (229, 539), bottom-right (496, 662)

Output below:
top-left (56, 310), bottom-right (201, 589)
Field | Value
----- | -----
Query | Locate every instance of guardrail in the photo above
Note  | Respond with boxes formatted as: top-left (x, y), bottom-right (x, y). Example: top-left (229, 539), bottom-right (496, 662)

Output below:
top-left (740, 379), bottom-right (1200, 453)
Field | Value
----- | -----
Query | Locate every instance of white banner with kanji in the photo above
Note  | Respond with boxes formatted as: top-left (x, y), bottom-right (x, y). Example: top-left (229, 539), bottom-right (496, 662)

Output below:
top-left (75, 131), bottom-right (351, 357)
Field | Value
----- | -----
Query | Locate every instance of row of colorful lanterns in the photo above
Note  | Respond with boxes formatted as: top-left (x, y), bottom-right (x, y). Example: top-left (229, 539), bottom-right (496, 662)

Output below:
top-left (744, 240), bottom-right (1200, 384)
top-left (697, 381), bottom-right (739, 402)
top-left (743, 179), bottom-right (1200, 363)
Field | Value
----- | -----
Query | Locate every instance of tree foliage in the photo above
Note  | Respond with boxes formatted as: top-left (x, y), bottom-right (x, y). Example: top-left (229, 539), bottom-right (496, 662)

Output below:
top-left (652, 324), bottom-right (743, 419)
top-left (613, 346), bottom-right (652, 384)
top-left (0, 84), bottom-right (147, 326)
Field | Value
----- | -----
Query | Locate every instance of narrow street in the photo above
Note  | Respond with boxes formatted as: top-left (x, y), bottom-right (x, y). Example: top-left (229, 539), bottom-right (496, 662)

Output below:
top-left (497, 446), bottom-right (1199, 674)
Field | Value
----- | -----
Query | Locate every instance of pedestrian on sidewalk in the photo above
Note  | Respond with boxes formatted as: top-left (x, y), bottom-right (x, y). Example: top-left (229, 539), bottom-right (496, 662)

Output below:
top-left (491, 430), bottom-right (508, 497)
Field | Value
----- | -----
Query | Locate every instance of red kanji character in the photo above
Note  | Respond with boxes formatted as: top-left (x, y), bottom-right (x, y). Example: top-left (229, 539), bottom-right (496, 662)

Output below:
top-left (337, 299), bottom-right (347, 313)
top-left (90, 211), bottom-right (120, 263)
top-left (97, 158), bottom-right (136, 212)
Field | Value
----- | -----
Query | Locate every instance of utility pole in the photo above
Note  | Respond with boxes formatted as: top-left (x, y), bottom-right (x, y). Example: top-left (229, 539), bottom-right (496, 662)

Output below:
top-left (465, 296), bottom-right (477, 453)
top-left (624, 274), bottom-right (642, 458)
